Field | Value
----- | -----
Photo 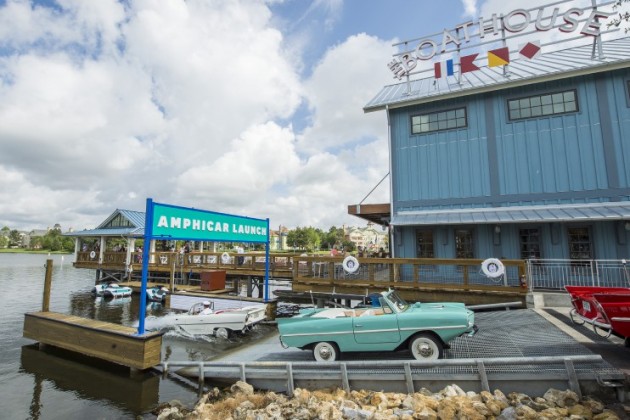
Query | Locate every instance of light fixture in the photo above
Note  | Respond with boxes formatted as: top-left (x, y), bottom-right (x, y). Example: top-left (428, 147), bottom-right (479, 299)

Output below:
top-left (625, 222), bottom-right (630, 231)
top-left (494, 225), bottom-right (501, 234)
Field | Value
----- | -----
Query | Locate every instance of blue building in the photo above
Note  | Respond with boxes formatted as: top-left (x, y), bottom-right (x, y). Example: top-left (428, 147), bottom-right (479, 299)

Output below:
top-left (364, 28), bottom-right (630, 262)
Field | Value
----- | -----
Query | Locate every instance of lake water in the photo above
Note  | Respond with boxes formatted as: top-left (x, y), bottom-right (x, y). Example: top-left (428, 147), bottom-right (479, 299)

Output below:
top-left (0, 253), bottom-right (276, 419)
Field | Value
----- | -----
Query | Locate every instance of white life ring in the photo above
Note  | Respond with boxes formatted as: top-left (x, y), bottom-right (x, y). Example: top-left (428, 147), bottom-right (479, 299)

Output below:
top-left (481, 258), bottom-right (505, 278)
top-left (221, 252), bottom-right (231, 264)
top-left (342, 256), bottom-right (360, 274)
top-left (89, 251), bottom-right (96, 259)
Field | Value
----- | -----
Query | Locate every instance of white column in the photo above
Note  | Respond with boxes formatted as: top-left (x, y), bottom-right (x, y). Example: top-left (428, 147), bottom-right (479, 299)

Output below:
top-left (150, 239), bottom-right (156, 264)
top-left (99, 236), bottom-right (106, 263)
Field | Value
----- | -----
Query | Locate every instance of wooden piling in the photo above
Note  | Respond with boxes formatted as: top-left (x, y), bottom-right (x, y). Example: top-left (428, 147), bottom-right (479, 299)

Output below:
top-left (42, 259), bottom-right (53, 312)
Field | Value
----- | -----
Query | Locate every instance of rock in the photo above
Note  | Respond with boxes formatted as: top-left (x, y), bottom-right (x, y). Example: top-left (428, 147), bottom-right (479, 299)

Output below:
top-left (370, 391), bottom-right (389, 409)
top-left (414, 406), bottom-right (438, 420)
top-left (157, 407), bottom-right (184, 420)
top-left (230, 381), bottom-right (254, 396)
top-left (497, 406), bottom-right (517, 420)
top-left (568, 403), bottom-right (593, 418)
top-left (436, 398), bottom-right (457, 419)
top-left (593, 410), bottom-right (621, 420)
top-left (582, 398), bottom-right (605, 414)
top-left (155, 382), bottom-right (625, 420)
top-left (493, 389), bottom-right (510, 407)
top-left (543, 388), bottom-right (580, 408)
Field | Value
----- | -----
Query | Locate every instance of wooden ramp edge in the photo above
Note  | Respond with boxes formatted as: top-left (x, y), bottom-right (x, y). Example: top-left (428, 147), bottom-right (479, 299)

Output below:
top-left (23, 312), bottom-right (163, 370)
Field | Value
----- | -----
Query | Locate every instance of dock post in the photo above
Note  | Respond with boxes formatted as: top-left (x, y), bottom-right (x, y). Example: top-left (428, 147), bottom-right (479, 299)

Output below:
top-left (42, 259), bottom-right (53, 312)
top-left (246, 276), bottom-right (253, 297)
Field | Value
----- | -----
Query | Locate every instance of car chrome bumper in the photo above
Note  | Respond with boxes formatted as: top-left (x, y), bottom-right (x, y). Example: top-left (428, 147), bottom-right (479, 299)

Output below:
top-left (468, 324), bottom-right (479, 337)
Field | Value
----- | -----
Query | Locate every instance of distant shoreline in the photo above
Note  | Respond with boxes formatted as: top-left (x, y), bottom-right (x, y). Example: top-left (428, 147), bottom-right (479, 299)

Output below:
top-left (0, 249), bottom-right (72, 254)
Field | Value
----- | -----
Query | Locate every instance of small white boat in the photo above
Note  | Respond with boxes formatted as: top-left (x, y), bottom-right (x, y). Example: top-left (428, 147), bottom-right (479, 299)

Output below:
top-left (102, 283), bottom-right (133, 298)
top-left (172, 301), bottom-right (266, 338)
top-left (92, 281), bottom-right (118, 296)
top-left (146, 286), bottom-right (169, 302)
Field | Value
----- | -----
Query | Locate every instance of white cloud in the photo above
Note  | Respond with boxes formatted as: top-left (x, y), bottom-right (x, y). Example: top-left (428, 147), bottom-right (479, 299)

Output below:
top-left (298, 33), bottom-right (390, 154)
top-left (461, 0), bottom-right (477, 18)
top-left (0, 0), bottom-right (393, 232)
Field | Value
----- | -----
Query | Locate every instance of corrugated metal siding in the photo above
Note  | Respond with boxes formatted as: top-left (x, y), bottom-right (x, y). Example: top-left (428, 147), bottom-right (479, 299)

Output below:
top-left (607, 69), bottom-right (630, 188)
top-left (391, 97), bottom-right (491, 207)
top-left (493, 76), bottom-right (607, 195)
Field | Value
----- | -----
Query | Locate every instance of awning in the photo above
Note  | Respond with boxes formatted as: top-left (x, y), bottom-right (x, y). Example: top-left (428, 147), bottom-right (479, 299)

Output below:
top-left (347, 203), bottom-right (390, 226)
top-left (391, 202), bottom-right (630, 226)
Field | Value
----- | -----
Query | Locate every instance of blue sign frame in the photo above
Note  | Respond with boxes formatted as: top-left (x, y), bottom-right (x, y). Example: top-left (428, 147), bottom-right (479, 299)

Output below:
top-left (137, 198), bottom-right (270, 334)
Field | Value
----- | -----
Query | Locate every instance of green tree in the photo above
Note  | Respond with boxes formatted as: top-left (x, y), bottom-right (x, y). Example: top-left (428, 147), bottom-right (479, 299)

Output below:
top-left (9, 230), bottom-right (21, 247)
top-left (608, 1), bottom-right (630, 32)
top-left (0, 235), bottom-right (7, 248)
top-left (321, 226), bottom-right (345, 250)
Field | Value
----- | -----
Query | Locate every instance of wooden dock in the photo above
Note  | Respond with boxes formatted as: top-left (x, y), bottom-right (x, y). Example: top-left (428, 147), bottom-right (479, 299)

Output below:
top-left (23, 311), bottom-right (163, 370)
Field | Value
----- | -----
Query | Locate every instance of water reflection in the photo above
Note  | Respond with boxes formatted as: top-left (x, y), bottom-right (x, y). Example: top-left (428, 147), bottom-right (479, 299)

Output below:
top-left (20, 344), bottom-right (161, 416)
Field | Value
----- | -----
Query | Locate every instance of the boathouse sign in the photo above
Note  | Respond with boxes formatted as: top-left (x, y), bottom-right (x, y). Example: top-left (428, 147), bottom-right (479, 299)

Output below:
top-left (388, 0), bottom-right (613, 80)
top-left (151, 202), bottom-right (268, 243)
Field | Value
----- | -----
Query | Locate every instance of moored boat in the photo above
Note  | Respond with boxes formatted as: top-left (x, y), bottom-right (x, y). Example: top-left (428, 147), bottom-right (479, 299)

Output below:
top-left (102, 284), bottom-right (133, 299)
top-left (146, 286), bottom-right (168, 302)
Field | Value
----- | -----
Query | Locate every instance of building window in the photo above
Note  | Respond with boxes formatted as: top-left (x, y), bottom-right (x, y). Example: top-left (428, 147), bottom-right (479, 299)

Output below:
top-left (568, 227), bottom-right (593, 260)
top-left (508, 89), bottom-right (578, 121)
top-left (519, 228), bottom-right (541, 260)
top-left (455, 229), bottom-right (474, 259)
top-left (416, 230), bottom-right (434, 258)
top-left (104, 214), bottom-right (132, 229)
top-left (411, 108), bottom-right (467, 134)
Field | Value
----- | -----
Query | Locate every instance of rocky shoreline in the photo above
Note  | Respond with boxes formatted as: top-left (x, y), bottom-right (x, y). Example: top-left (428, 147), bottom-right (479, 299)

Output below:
top-left (155, 381), bottom-right (629, 419)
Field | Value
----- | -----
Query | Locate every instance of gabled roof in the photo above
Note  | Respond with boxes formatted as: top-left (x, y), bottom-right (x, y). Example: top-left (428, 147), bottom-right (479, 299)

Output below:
top-left (65, 209), bottom-right (145, 237)
top-left (364, 37), bottom-right (630, 112)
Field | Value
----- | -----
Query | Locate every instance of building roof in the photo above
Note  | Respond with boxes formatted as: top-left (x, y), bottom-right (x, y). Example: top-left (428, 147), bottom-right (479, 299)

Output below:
top-left (364, 37), bottom-right (630, 113)
top-left (64, 209), bottom-right (145, 237)
top-left (391, 202), bottom-right (630, 226)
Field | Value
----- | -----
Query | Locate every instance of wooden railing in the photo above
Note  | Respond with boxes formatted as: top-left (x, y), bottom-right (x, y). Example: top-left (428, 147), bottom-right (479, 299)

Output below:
top-left (74, 252), bottom-right (527, 293)
top-left (292, 256), bottom-right (527, 293)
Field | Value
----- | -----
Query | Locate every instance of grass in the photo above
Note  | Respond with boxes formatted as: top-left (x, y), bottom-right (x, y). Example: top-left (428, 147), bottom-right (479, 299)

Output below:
top-left (0, 248), bottom-right (72, 254)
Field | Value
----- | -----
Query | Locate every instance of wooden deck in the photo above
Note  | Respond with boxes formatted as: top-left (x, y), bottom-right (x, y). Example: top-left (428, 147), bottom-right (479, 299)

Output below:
top-left (74, 252), bottom-right (529, 306)
top-left (23, 312), bottom-right (163, 370)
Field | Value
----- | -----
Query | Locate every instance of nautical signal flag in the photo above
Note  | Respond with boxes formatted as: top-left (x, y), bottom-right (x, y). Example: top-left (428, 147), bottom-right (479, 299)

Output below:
top-left (460, 53), bottom-right (479, 74)
top-left (519, 41), bottom-right (541, 59)
top-left (488, 47), bottom-right (510, 67)
top-left (434, 59), bottom-right (454, 78)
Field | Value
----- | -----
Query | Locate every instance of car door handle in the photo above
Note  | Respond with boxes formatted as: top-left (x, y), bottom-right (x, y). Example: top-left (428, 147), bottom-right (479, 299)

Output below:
top-left (355, 324), bottom-right (363, 327)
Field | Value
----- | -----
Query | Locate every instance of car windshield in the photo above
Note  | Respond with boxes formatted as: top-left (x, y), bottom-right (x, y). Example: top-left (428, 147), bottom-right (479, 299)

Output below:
top-left (386, 290), bottom-right (409, 312)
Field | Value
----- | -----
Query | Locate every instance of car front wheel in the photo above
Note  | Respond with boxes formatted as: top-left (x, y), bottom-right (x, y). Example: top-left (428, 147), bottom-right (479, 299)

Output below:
top-left (313, 342), bottom-right (338, 362)
top-left (409, 333), bottom-right (443, 361)
top-left (215, 327), bottom-right (230, 339)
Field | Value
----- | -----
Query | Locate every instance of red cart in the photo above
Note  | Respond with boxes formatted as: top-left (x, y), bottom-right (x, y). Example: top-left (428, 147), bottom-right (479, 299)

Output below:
top-left (565, 285), bottom-right (630, 346)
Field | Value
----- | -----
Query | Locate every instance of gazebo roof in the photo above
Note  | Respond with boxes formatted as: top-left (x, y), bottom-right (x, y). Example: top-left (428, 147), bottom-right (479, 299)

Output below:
top-left (64, 209), bottom-right (145, 237)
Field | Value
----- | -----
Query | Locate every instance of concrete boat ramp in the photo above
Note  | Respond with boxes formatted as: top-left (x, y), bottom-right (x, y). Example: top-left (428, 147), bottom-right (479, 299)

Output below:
top-left (162, 309), bottom-right (629, 400)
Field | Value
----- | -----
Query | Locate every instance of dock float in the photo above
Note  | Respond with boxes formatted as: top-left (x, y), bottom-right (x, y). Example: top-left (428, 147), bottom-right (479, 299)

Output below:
top-left (23, 311), bottom-right (163, 370)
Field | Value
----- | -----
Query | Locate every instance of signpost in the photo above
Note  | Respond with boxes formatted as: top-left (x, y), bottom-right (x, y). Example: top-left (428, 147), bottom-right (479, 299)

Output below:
top-left (137, 199), bottom-right (270, 334)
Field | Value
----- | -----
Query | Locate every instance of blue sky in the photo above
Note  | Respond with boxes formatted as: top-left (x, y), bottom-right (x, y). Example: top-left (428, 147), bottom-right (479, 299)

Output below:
top-left (0, 0), bottom-right (614, 232)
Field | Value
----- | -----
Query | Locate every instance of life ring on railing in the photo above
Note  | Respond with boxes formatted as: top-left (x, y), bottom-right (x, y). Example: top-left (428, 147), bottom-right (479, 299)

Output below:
top-left (221, 252), bottom-right (231, 264)
top-left (89, 251), bottom-right (96, 259)
top-left (481, 258), bottom-right (505, 278)
top-left (342, 256), bottom-right (360, 274)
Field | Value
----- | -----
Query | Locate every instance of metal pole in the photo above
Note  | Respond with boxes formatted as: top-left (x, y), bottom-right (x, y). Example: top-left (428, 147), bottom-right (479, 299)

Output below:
top-left (137, 198), bottom-right (154, 335)
top-left (264, 218), bottom-right (270, 302)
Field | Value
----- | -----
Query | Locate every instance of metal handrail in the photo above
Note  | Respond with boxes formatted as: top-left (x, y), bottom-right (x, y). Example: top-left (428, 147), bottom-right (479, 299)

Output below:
top-left (160, 355), bottom-right (618, 399)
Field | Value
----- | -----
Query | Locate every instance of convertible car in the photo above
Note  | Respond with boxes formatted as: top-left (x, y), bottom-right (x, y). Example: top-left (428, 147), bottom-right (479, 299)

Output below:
top-left (278, 290), bottom-right (476, 361)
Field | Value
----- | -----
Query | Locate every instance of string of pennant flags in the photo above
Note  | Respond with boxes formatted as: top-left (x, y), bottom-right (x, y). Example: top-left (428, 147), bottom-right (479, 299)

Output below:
top-left (434, 41), bottom-right (541, 79)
